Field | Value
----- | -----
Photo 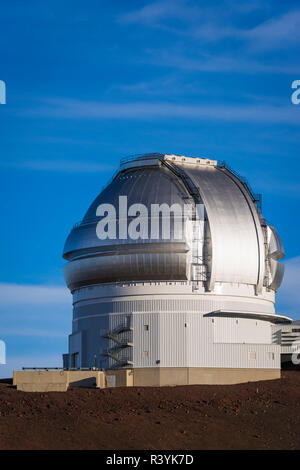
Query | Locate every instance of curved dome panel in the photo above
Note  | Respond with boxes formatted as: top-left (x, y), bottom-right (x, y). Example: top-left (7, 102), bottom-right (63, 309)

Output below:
top-left (83, 166), bottom-right (188, 221)
top-left (269, 258), bottom-right (285, 291)
top-left (63, 163), bottom-right (193, 288)
top-left (268, 225), bottom-right (285, 261)
top-left (63, 249), bottom-right (189, 289)
top-left (63, 166), bottom-right (190, 260)
top-left (177, 163), bottom-right (264, 290)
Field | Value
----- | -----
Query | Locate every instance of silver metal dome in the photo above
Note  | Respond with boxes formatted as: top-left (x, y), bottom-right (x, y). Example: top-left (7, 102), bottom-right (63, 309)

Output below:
top-left (63, 153), bottom-right (284, 293)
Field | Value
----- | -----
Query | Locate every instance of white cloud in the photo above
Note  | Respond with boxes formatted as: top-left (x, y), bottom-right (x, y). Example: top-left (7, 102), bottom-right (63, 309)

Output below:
top-left (118, 2), bottom-right (300, 59)
top-left (118, 0), bottom-right (199, 26)
top-left (143, 49), bottom-right (300, 74)
top-left (245, 10), bottom-right (300, 50)
top-left (193, 9), bottom-right (300, 50)
top-left (22, 98), bottom-right (300, 125)
top-left (119, 0), bottom-right (173, 24)
top-left (0, 284), bottom-right (70, 378)
top-left (0, 283), bottom-right (71, 305)
top-left (1, 159), bottom-right (114, 173)
top-left (107, 75), bottom-right (196, 96)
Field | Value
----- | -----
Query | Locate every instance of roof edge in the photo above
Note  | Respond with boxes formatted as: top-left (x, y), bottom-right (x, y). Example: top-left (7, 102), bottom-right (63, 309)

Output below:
top-left (204, 309), bottom-right (292, 324)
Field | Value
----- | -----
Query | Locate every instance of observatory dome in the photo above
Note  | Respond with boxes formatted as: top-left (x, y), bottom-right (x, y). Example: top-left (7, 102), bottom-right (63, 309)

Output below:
top-left (62, 153), bottom-right (289, 384)
top-left (63, 153), bottom-right (284, 293)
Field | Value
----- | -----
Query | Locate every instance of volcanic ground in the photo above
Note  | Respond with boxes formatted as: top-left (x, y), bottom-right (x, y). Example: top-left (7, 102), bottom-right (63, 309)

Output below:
top-left (0, 370), bottom-right (299, 450)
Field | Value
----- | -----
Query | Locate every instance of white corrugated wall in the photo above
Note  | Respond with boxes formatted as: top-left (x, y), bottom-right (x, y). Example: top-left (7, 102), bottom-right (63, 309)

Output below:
top-left (132, 312), bottom-right (278, 369)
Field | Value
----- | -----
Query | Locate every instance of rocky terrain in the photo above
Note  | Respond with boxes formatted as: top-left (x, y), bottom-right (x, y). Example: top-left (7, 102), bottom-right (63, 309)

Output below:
top-left (0, 370), bottom-right (299, 450)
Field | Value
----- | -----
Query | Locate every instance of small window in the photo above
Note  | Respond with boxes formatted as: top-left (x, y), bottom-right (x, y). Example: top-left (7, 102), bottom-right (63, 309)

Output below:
top-left (249, 351), bottom-right (256, 360)
top-left (292, 329), bottom-right (300, 332)
top-left (268, 352), bottom-right (275, 360)
top-left (144, 325), bottom-right (149, 331)
top-left (236, 320), bottom-right (239, 324)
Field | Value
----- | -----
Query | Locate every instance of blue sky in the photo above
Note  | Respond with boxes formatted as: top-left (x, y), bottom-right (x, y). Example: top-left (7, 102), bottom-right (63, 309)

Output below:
top-left (0, 0), bottom-right (300, 377)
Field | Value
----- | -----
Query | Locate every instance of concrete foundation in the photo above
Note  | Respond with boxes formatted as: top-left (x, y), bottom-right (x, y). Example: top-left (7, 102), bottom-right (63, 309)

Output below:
top-left (68, 371), bottom-right (101, 388)
top-left (13, 367), bottom-right (280, 391)
top-left (133, 367), bottom-right (280, 386)
top-left (13, 370), bottom-right (104, 392)
top-left (13, 371), bottom-right (69, 392)
top-left (105, 369), bottom-right (134, 388)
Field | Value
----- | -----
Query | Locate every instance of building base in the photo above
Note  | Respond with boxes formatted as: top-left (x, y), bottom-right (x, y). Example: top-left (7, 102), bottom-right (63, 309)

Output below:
top-left (132, 367), bottom-right (281, 386)
top-left (13, 370), bottom-right (106, 392)
top-left (13, 367), bottom-right (280, 392)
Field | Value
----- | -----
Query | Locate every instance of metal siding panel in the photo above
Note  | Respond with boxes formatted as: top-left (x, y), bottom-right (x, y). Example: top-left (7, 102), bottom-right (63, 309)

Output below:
top-left (179, 165), bottom-right (261, 287)
top-left (214, 318), bottom-right (271, 344)
top-left (206, 343), bottom-right (279, 369)
top-left (71, 284), bottom-right (279, 370)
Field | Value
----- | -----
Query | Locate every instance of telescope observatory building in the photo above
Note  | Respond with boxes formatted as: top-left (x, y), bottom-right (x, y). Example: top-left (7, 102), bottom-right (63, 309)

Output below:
top-left (62, 154), bottom-right (291, 386)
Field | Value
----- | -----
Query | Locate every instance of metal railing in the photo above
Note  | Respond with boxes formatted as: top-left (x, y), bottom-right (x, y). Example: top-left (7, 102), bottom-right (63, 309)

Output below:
top-left (217, 160), bottom-right (262, 209)
top-left (75, 280), bottom-right (203, 292)
top-left (100, 324), bottom-right (133, 339)
top-left (22, 367), bottom-right (101, 371)
top-left (101, 342), bottom-right (133, 356)
top-left (160, 158), bottom-right (202, 206)
top-left (109, 360), bottom-right (134, 369)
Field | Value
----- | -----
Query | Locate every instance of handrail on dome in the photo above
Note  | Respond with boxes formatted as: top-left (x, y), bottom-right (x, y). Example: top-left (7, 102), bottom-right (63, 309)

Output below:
top-left (217, 160), bottom-right (262, 210)
top-left (160, 158), bottom-right (202, 206)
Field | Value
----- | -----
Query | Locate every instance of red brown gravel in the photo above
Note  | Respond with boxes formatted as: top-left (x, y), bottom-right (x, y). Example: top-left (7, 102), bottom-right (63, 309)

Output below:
top-left (0, 370), bottom-right (299, 450)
